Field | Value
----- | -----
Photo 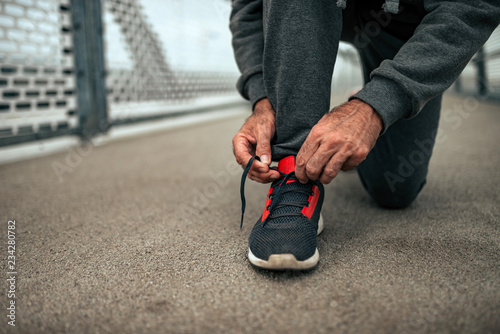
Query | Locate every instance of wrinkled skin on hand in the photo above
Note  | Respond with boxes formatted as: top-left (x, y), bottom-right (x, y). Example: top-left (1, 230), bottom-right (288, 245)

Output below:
top-left (295, 99), bottom-right (383, 184)
top-left (232, 98), bottom-right (281, 183)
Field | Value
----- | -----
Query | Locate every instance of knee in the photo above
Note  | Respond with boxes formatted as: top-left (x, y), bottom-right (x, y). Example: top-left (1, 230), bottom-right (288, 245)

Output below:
top-left (357, 159), bottom-right (430, 209)
top-left (367, 180), bottom-right (426, 209)
top-left (369, 186), bottom-right (420, 209)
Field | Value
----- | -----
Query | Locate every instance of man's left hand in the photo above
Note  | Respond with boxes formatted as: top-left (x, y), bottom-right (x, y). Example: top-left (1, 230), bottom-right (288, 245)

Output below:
top-left (295, 99), bottom-right (383, 184)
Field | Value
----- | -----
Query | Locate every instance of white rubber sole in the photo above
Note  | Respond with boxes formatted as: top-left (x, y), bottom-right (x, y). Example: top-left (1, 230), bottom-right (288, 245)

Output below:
top-left (248, 214), bottom-right (323, 270)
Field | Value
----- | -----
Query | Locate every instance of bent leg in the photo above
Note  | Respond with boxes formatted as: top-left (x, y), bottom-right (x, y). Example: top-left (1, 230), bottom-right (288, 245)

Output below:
top-left (357, 95), bottom-right (441, 208)
top-left (262, 0), bottom-right (342, 161)
top-left (351, 11), bottom-right (442, 209)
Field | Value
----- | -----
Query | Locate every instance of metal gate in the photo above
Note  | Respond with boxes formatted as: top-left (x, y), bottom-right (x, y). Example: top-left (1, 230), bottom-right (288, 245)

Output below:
top-left (0, 0), bottom-right (77, 146)
top-left (103, 0), bottom-right (239, 124)
top-left (0, 1), bottom-right (498, 147)
top-left (483, 26), bottom-right (500, 98)
top-left (0, 0), bottom-right (240, 147)
top-left (455, 26), bottom-right (500, 100)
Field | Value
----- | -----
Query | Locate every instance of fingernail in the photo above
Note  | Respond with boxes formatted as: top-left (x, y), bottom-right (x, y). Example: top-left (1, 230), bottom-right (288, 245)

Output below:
top-left (270, 175), bottom-right (279, 180)
top-left (261, 155), bottom-right (269, 164)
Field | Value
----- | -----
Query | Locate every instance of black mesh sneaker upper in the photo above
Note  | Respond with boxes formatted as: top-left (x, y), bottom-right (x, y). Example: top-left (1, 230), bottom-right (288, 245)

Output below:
top-left (270, 180), bottom-right (313, 220)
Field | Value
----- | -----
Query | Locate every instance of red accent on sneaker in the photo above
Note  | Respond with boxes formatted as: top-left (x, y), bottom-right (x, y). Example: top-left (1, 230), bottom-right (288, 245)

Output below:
top-left (261, 156), bottom-right (300, 222)
top-left (278, 156), bottom-right (295, 174)
top-left (301, 185), bottom-right (320, 219)
top-left (261, 186), bottom-right (273, 222)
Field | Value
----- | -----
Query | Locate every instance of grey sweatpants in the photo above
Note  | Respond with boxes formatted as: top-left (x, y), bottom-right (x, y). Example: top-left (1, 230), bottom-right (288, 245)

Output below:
top-left (263, 0), bottom-right (441, 208)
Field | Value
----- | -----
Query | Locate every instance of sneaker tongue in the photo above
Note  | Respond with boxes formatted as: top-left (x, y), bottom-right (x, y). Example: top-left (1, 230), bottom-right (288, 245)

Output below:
top-left (270, 156), bottom-right (313, 221)
top-left (278, 156), bottom-right (296, 174)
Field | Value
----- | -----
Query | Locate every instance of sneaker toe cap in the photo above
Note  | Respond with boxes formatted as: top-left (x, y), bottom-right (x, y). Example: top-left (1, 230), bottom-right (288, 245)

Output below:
top-left (248, 221), bottom-right (317, 261)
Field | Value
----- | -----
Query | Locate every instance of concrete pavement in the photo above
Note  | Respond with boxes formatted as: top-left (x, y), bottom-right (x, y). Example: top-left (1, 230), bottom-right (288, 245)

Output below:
top-left (0, 94), bottom-right (499, 333)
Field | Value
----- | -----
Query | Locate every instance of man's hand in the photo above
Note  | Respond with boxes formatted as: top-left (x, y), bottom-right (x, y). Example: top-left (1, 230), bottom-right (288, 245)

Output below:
top-left (232, 98), bottom-right (281, 183)
top-left (296, 99), bottom-right (383, 184)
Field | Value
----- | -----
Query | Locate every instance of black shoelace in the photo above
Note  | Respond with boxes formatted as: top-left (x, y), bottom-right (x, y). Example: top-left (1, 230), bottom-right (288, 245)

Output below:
top-left (240, 156), bottom-right (314, 229)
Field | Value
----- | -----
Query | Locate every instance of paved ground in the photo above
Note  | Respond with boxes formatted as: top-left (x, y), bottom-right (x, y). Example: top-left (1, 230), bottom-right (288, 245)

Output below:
top-left (1, 94), bottom-right (499, 334)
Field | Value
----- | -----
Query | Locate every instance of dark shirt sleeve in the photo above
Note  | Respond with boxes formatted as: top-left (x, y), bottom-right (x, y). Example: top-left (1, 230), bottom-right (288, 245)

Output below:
top-left (230, 0), bottom-right (267, 109)
top-left (352, 0), bottom-right (500, 132)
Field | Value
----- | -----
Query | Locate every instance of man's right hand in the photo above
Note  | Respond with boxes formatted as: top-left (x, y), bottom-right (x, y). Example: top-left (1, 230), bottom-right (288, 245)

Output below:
top-left (232, 98), bottom-right (281, 183)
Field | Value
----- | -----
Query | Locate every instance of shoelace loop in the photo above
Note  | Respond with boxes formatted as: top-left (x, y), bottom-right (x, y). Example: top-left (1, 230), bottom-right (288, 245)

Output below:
top-left (240, 156), bottom-right (313, 229)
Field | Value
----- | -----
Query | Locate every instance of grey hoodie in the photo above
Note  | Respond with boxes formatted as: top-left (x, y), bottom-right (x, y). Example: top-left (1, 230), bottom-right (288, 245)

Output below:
top-left (230, 0), bottom-right (500, 131)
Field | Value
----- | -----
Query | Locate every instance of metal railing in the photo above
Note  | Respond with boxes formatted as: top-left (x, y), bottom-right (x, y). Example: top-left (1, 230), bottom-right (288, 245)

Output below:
top-left (0, 0), bottom-right (77, 146)
top-left (1, 1), bottom-right (497, 147)
top-left (0, 0), bottom-right (240, 147)
top-left (455, 26), bottom-right (500, 100)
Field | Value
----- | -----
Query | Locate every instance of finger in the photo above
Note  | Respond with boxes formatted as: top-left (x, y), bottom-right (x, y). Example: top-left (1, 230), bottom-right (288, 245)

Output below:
top-left (251, 127), bottom-right (273, 172)
top-left (340, 157), bottom-right (358, 171)
top-left (251, 158), bottom-right (272, 174)
top-left (342, 148), bottom-right (370, 171)
top-left (255, 136), bottom-right (272, 166)
top-left (233, 134), bottom-right (272, 174)
top-left (341, 152), bottom-right (366, 171)
top-left (249, 169), bottom-right (281, 184)
top-left (296, 131), bottom-right (320, 184)
top-left (319, 151), bottom-right (349, 184)
top-left (250, 167), bottom-right (280, 179)
top-left (256, 123), bottom-right (273, 164)
top-left (232, 135), bottom-right (255, 168)
top-left (305, 144), bottom-right (336, 181)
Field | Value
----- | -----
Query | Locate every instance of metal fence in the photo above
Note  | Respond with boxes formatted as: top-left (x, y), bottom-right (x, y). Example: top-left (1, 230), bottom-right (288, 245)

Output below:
top-left (104, 1), bottom-right (236, 104)
top-left (0, 1), bottom-right (498, 147)
top-left (485, 26), bottom-right (500, 97)
top-left (0, 0), bottom-right (239, 146)
top-left (0, 0), bottom-right (77, 146)
top-left (103, 0), bottom-right (239, 124)
top-left (455, 26), bottom-right (500, 100)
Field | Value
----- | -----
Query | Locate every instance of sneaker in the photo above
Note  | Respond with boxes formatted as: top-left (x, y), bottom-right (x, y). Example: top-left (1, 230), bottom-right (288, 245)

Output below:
top-left (240, 155), bottom-right (324, 270)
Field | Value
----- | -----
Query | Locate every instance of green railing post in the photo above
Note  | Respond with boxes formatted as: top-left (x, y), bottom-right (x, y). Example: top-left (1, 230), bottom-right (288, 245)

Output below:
top-left (71, 0), bottom-right (109, 138)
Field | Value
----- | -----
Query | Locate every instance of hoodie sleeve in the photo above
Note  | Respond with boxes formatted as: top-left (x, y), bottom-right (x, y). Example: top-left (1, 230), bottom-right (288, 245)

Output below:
top-left (352, 0), bottom-right (500, 132)
top-left (229, 0), bottom-right (267, 109)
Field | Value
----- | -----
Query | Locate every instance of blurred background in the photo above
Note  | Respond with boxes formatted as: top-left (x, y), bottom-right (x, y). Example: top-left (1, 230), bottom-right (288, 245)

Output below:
top-left (0, 0), bottom-right (498, 154)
